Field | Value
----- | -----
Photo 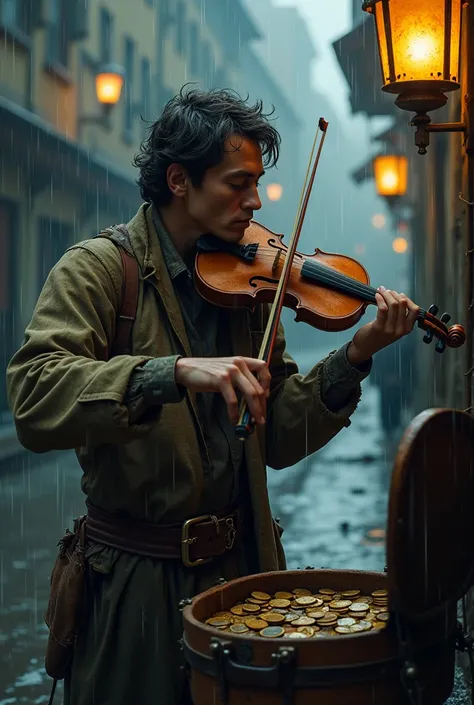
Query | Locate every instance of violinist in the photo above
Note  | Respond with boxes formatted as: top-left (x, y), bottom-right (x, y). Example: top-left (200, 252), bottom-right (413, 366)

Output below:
top-left (6, 87), bottom-right (420, 705)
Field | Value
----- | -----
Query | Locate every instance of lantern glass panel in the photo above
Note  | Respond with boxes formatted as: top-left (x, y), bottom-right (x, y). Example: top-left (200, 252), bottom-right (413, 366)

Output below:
top-left (374, 155), bottom-right (408, 197)
top-left (372, 0), bottom-right (461, 87)
top-left (96, 72), bottom-right (124, 105)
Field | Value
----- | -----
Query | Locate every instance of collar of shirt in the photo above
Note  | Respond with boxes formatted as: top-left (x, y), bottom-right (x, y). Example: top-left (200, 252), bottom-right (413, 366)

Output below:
top-left (151, 205), bottom-right (191, 283)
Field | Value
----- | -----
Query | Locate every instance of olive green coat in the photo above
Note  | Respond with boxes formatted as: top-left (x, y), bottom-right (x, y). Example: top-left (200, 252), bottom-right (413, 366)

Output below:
top-left (6, 203), bottom-right (362, 704)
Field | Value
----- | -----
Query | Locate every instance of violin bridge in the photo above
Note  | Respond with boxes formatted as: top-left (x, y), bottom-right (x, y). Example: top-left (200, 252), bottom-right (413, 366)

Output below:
top-left (272, 250), bottom-right (281, 273)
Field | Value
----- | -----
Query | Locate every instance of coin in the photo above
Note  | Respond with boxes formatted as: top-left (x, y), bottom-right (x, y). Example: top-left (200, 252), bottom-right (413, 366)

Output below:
top-left (337, 617), bottom-right (356, 627)
top-left (307, 610), bottom-right (327, 620)
top-left (274, 591), bottom-right (294, 600)
top-left (350, 603), bottom-right (370, 612)
top-left (358, 621), bottom-right (373, 631)
top-left (285, 631), bottom-right (308, 639)
top-left (245, 617), bottom-right (269, 630)
top-left (378, 612), bottom-right (390, 622)
top-left (247, 598), bottom-right (267, 605)
top-left (293, 588), bottom-right (312, 595)
top-left (295, 596), bottom-right (318, 606)
top-left (292, 616), bottom-right (316, 626)
top-left (329, 600), bottom-right (352, 610)
top-left (371, 590), bottom-right (388, 598)
top-left (319, 588), bottom-right (336, 595)
top-left (260, 626), bottom-right (285, 638)
top-left (350, 624), bottom-right (365, 633)
top-left (319, 594), bottom-right (335, 602)
top-left (206, 617), bottom-right (231, 628)
top-left (297, 626), bottom-right (316, 637)
top-left (230, 624), bottom-right (249, 634)
top-left (285, 612), bottom-right (300, 622)
top-left (260, 612), bottom-right (285, 624)
top-left (335, 626), bottom-right (352, 634)
top-left (213, 612), bottom-right (234, 620)
top-left (269, 598), bottom-right (291, 608)
top-left (317, 615), bottom-right (338, 622)
top-left (251, 591), bottom-right (271, 601)
top-left (230, 605), bottom-right (245, 616)
top-left (373, 621), bottom-right (388, 629)
top-left (242, 604), bottom-right (261, 613)
top-left (341, 590), bottom-right (360, 598)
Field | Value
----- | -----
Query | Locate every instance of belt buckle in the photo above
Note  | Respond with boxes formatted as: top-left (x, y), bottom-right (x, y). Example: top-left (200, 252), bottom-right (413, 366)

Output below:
top-left (181, 514), bottom-right (214, 568)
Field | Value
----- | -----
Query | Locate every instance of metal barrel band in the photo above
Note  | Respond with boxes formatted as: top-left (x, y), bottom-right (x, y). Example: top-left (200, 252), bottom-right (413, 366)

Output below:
top-left (182, 635), bottom-right (443, 704)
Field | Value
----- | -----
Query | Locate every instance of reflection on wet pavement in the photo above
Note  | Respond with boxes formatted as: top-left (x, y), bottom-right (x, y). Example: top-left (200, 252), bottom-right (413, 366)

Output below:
top-left (0, 386), bottom-right (470, 703)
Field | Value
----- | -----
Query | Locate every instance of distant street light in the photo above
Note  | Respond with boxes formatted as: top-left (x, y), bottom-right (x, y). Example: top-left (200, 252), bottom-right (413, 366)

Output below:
top-left (266, 183), bottom-right (283, 202)
top-left (372, 213), bottom-right (386, 229)
top-left (373, 154), bottom-right (408, 199)
top-left (79, 62), bottom-right (125, 128)
top-left (95, 63), bottom-right (125, 110)
top-left (393, 236), bottom-right (409, 253)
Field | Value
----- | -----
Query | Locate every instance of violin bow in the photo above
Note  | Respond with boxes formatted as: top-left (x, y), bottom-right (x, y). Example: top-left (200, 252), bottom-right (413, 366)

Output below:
top-left (236, 118), bottom-right (329, 440)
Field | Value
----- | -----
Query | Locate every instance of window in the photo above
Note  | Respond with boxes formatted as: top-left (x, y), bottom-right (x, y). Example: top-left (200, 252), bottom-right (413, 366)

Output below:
top-left (141, 57), bottom-right (151, 120)
top-left (99, 7), bottom-right (113, 64)
top-left (189, 23), bottom-right (199, 74)
top-left (175, 2), bottom-right (186, 56)
top-left (47, 0), bottom-right (69, 68)
top-left (123, 37), bottom-right (135, 139)
top-left (37, 218), bottom-right (72, 295)
top-left (1, 0), bottom-right (30, 35)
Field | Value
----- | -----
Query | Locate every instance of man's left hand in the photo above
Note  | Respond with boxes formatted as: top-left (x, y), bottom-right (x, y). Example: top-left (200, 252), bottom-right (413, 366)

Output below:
top-left (347, 286), bottom-right (420, 367)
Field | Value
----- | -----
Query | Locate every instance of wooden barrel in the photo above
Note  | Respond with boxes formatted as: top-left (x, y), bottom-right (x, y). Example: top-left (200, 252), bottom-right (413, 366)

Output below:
top-left (183, 409), bottom-right (474, 704)
top-left (182, 568), bottom-right (456, 705)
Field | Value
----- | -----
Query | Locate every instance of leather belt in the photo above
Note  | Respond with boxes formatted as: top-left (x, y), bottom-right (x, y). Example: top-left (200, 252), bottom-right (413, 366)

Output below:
top-left (85, 503), bottom-right (245, 568)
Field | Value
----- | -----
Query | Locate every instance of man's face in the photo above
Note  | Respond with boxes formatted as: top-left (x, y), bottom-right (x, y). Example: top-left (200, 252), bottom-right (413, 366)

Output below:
top-left (172, 135), bottom-right (264, 242)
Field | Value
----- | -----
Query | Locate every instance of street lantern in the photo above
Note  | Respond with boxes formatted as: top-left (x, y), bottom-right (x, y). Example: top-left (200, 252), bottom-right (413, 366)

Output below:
top-left (266, 183), bottom-right (283, 202)
top-left (363, 0), bottom-right (462, 112)
top-left (363, 0), bottom-right (466, 154)
top-left (78, 62), bottom-right (126, 132)
top-left (373, 154), bottom-right (408, 198)
top-left (95, 63), bottom-right (125, 107)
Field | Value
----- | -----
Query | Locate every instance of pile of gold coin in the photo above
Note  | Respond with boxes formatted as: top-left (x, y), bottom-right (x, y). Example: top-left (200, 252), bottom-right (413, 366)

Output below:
top-left (204, 587), bottom-right (389, 639)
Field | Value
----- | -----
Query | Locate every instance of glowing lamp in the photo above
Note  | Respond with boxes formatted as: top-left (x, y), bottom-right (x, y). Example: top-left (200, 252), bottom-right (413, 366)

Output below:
top-left (393, 237), bottom-right (409, 253)
top-left (373, 154), bottom-right (408, 198)
top-left (95, 63), bottom-right (125, 106)
top-left (266, 183), bottom-right (283, 202)
top-left (362, 0), bottom-right (461, 114)
top-left (372, 214), bottom-right (386, 229)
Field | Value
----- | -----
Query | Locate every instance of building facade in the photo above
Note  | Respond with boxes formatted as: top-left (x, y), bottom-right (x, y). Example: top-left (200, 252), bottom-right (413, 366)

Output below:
top-left (0, 0), bottom-right (304, 438)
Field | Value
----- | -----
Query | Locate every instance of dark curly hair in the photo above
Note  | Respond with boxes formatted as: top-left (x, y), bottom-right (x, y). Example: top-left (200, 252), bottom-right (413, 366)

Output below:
top-left (133, 85), bottom-right (281, 206)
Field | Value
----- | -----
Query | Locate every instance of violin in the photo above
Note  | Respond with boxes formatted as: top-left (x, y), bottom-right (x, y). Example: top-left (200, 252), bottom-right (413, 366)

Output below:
top-left (195, 222), bottom-right (465, 354)
top-left (194, 118), bottom-right (465, 440)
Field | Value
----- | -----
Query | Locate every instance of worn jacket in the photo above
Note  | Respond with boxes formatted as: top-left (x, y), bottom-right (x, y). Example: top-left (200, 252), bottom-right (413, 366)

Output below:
top-left (7, 203), bottom-right (365, 572)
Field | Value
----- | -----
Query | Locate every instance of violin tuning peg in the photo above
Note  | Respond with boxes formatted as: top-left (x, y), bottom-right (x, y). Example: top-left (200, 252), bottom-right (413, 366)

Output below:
top-left (423, 331), bottom-right (434, 344)
top-left (435, 339), bottom-right (447, 354)
top-left (440, 312), bottom-right (451, 324)
top-left (428, 304), bottom-right (439, 316)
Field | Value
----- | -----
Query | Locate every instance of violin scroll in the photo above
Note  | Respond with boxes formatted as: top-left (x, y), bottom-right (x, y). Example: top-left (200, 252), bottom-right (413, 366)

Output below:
top-left (419, 303), bottom-right (466, 353)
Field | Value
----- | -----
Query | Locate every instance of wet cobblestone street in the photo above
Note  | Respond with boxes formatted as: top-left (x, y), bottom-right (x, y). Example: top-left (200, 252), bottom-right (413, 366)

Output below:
top-left (0, 385), bottom-right (470, 703)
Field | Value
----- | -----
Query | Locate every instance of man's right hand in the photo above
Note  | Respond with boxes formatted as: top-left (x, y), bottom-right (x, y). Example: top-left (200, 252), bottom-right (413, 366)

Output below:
top-left (175, 357), bottom-right (271, 425)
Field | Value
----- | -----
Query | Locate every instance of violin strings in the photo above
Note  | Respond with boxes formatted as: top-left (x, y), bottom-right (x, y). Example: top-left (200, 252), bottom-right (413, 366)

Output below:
top-left (251, 250), bottom-right (427, 321)
top-left (253, 250), bottom-right (377, 299)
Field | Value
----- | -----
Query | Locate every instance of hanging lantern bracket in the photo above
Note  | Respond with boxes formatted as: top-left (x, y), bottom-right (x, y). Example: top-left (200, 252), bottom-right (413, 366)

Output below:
top-left (409, 112), bottom-right (467, 155)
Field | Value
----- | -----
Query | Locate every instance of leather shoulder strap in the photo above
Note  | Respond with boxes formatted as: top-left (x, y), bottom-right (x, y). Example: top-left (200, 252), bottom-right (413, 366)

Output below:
top-left (96, 224), bottom-right (139, 357)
